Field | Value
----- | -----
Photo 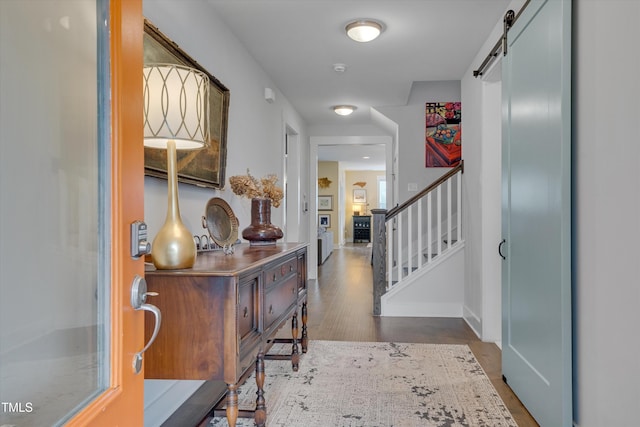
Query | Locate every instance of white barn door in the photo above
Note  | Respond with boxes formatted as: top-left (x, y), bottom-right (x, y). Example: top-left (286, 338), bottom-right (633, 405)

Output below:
top-left (501, 1), bottom-right (572, 426)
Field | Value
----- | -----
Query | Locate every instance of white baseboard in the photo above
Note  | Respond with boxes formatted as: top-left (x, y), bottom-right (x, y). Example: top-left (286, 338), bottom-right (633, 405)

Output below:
top-left (382, 302), bottom-right (462, 317)
top-left (463, 305), bottom-right (482, 339)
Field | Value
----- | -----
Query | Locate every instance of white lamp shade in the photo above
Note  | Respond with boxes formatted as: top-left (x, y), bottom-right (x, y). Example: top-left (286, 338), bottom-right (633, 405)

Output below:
top-left (143, 64), bottom-right (209, 150)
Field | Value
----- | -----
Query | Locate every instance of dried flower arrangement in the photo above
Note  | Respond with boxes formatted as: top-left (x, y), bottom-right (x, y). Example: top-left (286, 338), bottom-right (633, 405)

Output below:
top-left (229, 169), bottom-right (284, 208)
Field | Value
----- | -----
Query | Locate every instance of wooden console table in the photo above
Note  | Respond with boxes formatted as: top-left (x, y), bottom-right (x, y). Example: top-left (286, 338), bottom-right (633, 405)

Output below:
top-left (144, 243), bottom-right (308, 427)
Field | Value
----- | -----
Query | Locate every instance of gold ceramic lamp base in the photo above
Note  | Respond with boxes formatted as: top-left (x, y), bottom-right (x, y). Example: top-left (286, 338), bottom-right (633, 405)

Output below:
top-left (151, 221), bottom-right (196, 269)
top-left (151, 139), bottom-right (197, 270)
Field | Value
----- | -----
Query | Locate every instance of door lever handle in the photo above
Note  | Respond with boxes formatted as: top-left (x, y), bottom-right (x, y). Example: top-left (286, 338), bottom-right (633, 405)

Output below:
top-left (130, 275), bottom-right (162, 374)
top-left (498, 239), bottom-right (506, 260)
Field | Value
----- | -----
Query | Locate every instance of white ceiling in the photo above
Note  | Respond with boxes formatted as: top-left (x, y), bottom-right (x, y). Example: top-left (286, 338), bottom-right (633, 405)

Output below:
top-left (207, 0), bottom-right (511, 168)
top-left (318, 143), bottom-right (387, 170)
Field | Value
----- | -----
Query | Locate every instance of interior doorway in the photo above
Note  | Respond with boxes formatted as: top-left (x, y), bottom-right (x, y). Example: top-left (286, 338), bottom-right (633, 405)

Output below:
top-left (309, 135), bottom-right (393, 280)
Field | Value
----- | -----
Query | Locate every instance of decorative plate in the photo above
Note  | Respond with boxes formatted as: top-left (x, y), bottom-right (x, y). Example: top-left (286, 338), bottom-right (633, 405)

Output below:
top-left (202, 197), bottom-right (239, 248)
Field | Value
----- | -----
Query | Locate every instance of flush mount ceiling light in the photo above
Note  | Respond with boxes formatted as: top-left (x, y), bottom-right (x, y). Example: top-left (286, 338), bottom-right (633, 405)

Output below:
top-left (333, 105), bottom-right (357, 116)
top-left (345, 19), bottom-right (383, 42)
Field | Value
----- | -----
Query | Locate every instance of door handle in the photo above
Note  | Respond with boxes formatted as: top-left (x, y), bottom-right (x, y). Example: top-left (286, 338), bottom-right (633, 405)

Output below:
top-left (498, 239), bottom-right (506, 260)
top-left (130, 275), bottom-right (162, 374)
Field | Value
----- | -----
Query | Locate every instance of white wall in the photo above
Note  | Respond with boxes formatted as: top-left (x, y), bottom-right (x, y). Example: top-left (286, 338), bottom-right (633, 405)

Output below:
top-left (142, 2), bottom-right (309, 424)
top-left (143, 1), bottom-right (309, 249)
top-left (573, 1), bottom-right (640, 426)
top-left (376, 81), bottom-right (461, 205)
top-left (381, 245), bottom-right (465, 317)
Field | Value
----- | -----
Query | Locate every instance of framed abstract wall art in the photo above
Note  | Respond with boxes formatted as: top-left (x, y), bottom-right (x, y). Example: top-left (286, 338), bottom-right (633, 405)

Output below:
top-left (425, 102), bottom-right (462, 167)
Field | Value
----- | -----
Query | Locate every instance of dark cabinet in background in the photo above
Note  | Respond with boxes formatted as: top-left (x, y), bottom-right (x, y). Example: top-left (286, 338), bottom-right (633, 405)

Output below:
top-left (353, 215), bottom-right (371, 243)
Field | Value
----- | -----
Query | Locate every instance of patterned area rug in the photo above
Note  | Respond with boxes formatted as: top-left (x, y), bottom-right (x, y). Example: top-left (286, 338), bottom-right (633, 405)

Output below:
top-left (210, 340), bottom-right (518, 427)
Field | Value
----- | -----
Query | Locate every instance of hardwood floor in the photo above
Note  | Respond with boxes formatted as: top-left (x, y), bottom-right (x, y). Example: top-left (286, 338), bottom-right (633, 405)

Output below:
top-left (305, 243), bottom-right (539, 427)
top-left (167, 243), bottom-right (539, 427)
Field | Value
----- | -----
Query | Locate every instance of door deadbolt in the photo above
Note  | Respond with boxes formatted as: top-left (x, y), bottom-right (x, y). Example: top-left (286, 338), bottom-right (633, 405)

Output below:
top-left (130, 220), bottom-right (151, 259)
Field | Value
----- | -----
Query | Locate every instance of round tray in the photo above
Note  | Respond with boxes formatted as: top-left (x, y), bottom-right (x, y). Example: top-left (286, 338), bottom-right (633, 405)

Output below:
top-left (202, 197), bottom-right (239, 248)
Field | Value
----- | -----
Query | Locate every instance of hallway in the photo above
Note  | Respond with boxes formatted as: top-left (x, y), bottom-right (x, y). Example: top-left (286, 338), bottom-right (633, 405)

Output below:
top-left (309, 243), bottom-right (538, 427)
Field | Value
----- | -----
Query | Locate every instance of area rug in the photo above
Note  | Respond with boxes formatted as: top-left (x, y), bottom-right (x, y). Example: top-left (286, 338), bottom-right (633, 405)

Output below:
top-left (210, 340), bottom-right (518, 427)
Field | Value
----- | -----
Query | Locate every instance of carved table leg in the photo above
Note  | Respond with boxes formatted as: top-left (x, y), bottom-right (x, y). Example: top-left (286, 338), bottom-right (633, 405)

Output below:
top-left (255, 352), bottom-right (266, 427)
top-left (291, 311), bottom-right (300, 371)
top-left (226, 383), bottom-right (238, 427)
top-left (301, 301), bottom-right (308, 353)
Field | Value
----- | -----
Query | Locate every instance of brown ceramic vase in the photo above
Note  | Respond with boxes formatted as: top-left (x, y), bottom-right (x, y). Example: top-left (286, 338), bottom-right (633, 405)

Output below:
top-left (242, 198), bottom-right (283, 246)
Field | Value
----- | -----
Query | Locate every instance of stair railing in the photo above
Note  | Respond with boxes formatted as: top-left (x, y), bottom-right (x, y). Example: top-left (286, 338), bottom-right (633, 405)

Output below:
top-left (371, 161), bottom-right (464, 315)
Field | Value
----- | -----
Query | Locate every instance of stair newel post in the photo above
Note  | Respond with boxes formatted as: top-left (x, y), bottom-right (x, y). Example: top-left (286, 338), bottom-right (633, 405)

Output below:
top-left (371, 209), bottom-right (387, 316)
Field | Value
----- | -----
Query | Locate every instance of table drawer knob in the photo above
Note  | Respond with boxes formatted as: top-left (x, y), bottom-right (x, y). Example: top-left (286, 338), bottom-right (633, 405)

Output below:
top-left (243, 306), bottom-right (249, 318)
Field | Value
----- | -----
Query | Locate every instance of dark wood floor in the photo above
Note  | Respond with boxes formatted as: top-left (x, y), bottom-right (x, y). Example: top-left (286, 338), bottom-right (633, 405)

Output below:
top-left (305, 243), bottom-right (538, 427)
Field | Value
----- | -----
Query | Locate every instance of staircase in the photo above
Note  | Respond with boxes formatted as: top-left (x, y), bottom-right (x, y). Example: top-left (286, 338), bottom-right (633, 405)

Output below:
top-left (371, 162), bottom-right (464, 316)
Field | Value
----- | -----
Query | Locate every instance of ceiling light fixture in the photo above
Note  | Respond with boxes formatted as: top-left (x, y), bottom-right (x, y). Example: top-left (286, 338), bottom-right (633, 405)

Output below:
top-left (333, 105), bottom-right (357, 116)
top-left (345, 19), bottom-right (383, 42)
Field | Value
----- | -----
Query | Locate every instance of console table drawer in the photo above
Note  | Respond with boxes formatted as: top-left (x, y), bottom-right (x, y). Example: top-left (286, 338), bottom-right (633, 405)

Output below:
top-left (265, 256), bottom-right (297, 287)
top-left (264, 274), bottom-right (297, 330)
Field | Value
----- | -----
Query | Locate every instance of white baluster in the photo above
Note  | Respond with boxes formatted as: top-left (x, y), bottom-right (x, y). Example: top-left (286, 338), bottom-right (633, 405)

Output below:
top-left (417, 197), bottom-right (423, 268)
top-left (387, 220), bottom-right (393, 291)
top-left (437, 186), bottom-right (442, 256)
top-left (457, 171), bottom-right (462, 242)
top-left (407, 205), bottom-right (413, 276)
top-left (397, 213), bottom-right (403, 280)
top-left (427, 193), bottom-right (432, 263)
top-left (447, 177), bottom-right (452, 249)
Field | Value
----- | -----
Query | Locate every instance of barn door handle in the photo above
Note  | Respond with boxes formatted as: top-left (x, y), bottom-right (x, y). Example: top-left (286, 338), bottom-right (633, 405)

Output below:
top-left (498, 239), bottom-right (506, 260)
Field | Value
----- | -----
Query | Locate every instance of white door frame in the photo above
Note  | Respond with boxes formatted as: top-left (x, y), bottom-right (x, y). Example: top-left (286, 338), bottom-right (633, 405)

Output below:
top-left (308, 135), bottom-right (393, 280)
top-left (283, 123), bottom-right (301, 243)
